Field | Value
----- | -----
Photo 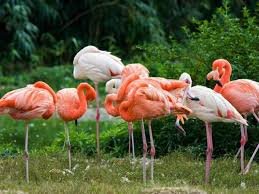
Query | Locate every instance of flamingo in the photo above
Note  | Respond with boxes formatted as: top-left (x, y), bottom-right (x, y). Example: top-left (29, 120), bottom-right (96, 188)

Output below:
top-left (105, 64), bottom-right (190, 160)
top-left (207, 59), bottom-right (259, 173)
top-left (56, 83), bottom-right (96, 170)
top-left (106, 72), bottom-right (192, 183)
top-left (179, 72), bottom-right (248, 183)
top-left (105, 63), bottom-right (150, 159)
top-left (0, 81), bottom-right (57, 183)
top-left (73, 45), bottom-right (124, 155)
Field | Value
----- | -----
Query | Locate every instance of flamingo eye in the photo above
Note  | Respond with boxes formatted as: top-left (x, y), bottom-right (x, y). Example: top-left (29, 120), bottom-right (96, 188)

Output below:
top-left (185, 79), bottom-right (190, 84)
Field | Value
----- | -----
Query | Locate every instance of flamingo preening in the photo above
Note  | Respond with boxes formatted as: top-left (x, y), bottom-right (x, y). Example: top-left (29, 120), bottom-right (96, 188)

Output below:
top-left (0, 81), bottom-right (57, 183)
top-left (179, 72), bottom-right (247, 183)
top-left (73, 45), bottom-right (124, 155)
top-left (105, 70), bottom-right (192, 183)
top-left (207, 59), bottom-right (259, 173)
top-left (56, 83), bottom-right (96, 170)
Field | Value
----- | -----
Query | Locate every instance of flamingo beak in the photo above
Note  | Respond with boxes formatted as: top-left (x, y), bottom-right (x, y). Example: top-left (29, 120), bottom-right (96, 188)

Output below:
top-left (175, 119), bottom-right (186, 136)
top-left (215, 80), bottom-right (223, 87)
top-left (187, 91), bottom-right (200, 101)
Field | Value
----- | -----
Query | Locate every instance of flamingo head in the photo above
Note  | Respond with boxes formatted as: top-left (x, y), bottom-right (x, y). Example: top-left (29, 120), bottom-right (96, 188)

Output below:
top-left (121, 63), bottom-right (149, 81)
top-left (179, 72), bottom-right (192, 87)
top-left (105, 79), bottom-right (121, 94)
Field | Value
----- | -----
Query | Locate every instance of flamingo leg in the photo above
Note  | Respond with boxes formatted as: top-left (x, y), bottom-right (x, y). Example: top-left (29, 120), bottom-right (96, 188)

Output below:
top-left (128, 122), bottom-right (135, 160)
top-left (141, 119), bottom-right (147, 184)
top-left (240, 124), bottom-right (246, 173)
top-left (128, 122), bottom-right (131, 157)
top-left (205, 122), bottom-right (213, 184)
top-left (244, 144), bottom-right (259, 174)
top-left (235, 115), bottom-right (248, 160)
top-left (95, 82), bottom-right (100, 155)
top-left (24, 122), bottom-right (29, 183)
top-left (148, 120), bottom-right (155, 183)
top-left (64, 122), bottom-right (72, 170)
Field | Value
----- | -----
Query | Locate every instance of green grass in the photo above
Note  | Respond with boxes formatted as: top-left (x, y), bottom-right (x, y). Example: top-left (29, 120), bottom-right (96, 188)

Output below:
top-left (0, 152), bottom-right (259, 193)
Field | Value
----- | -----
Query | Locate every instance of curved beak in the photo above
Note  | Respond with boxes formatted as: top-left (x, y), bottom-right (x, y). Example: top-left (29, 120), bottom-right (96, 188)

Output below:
top-left (175, 119), bottom-right (186, 136)
top-left (215, 80), bottom-right (223, 87)
top-left (187, 91), bottom-right (200, 101)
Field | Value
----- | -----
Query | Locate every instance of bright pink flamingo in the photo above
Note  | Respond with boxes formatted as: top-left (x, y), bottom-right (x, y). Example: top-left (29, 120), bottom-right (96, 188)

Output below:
top-left (56, 83), bottom-right (96, 170)
top-left (105, 64), bottom-right (190, 160)
top-left (179, 73), bottom-right (247, 183)
top-left (106, 73), bottom-right (192, 183)
top-left (73, 45), bottom-right (124, 155)
top-left (207, 59), bottom-right (259, 173)
top-left (0, 81), bottom-right (57, 183)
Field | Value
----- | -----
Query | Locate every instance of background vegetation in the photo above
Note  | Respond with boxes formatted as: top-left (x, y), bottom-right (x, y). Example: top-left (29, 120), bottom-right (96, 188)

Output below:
top-left (0, 0), bottom-right (258, 167)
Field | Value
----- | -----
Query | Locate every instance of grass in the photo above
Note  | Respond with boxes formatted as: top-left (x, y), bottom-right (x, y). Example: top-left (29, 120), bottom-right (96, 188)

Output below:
top-left (0, 152), bottom-right (259, 193)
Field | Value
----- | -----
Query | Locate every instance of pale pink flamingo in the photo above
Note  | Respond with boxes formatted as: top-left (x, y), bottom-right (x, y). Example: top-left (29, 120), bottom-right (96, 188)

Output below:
top-left (207, 59), bottom-right (259, 173)
top-left (0, 81), bottom-right (57, 182)
top-left (179, 72), bottom-right (247, 183)
top-left (73, 45), bottom-right (124, 155)
top-left (56, 83), bottom-right (96, 170)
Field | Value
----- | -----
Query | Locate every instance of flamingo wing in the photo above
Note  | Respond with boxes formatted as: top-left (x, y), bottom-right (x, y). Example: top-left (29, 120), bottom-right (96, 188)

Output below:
top-left (186, 86), bottom-right (247, 125)
top-left (1, 85), bottom-right (55, 120)
top-left (74, 53), bottom-right (124, 82)
top-left (221, 79), bottom-right (259, 114)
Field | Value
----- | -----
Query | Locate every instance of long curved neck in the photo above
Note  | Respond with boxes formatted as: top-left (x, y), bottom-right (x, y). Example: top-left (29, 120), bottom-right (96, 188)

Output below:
top-left (214, 62), bottom-right (232, 92)
top-left (117, 73), bottom-right (139, 101)
top-left (34, 81), bottom-right (57, 103)
top-left (104, 94), bottom-right (119, 117)
top-left (119, 83), bottom-right (147, 122)
top-left (220, 62), bottom-right (232, 84)
top-left (75, 83), bottom-right (95, 118)
top-left (163, 80), bottom-right (188, 91)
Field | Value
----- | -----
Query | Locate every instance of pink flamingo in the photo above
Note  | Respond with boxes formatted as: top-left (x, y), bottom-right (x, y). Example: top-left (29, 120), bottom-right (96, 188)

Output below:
top-left (73, 45), bottom-right (124, 155)
top-left (0, 81), bottom-right (57, 183)
top-left (106, 72), bottom-right (192, 183)
top-left (179, 73), bottom-right (247, 183)
top-left (207, 59), bottom-right (259, 173)
top-left (56, 83), bottom-right (96, 170)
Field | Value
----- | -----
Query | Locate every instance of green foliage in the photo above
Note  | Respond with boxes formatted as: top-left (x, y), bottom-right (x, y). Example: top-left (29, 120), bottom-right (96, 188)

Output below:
top-left (132, 3), bottom-right (259, 84)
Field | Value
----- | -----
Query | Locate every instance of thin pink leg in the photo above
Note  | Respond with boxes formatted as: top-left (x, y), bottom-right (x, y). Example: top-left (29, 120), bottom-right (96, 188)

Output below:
top-left (244, 144), bottom-right (259, 174)
top-left (235, 115), bottom-right (248, 160)
top-left (240, 124), bottom-right (246, 173)
top-left (95, 82), bottom-right (100, 155)
top-left (205, 122), bottom-right (213, 184)
top-left (148, 120), bottom-right (155, 183)
top-left (141, 119), bottom-right (147, 184)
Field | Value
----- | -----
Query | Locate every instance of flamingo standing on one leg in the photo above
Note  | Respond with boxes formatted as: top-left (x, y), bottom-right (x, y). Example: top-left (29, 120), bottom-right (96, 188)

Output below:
top-left (73, 45), bottom-right (124, 155)
top-left (179, 73), bottom-right (248, 183)
top-left (207, 59), bottom-right (259, 173)
top-left (0, 81), bottom-right (57, 183)
top-left (56, 83), bottom-right (96, 170)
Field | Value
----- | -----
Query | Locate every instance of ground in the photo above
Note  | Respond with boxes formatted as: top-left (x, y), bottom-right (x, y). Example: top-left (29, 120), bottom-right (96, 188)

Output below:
top-left (0, 152), bottom-right (259, 194)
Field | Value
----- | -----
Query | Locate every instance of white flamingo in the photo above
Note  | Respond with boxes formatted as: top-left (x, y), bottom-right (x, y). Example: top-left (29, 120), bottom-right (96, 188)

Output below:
top-left (73, 45), bottom-right (124, 155)
top-left (179, 72), bottom-right (247, 183)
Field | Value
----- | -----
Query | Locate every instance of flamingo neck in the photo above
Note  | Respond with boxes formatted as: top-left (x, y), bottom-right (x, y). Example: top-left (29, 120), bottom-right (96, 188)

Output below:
top-left (34, 81), bottom-right (57, 103)
top-left (75, 83), bottom-right (95, 119)
top-left (117, 73), bottom-right (139, 101)
top-left (104, 94), bottom-right (119, 117)
top-left (214, 62), bottom-right (232, 93)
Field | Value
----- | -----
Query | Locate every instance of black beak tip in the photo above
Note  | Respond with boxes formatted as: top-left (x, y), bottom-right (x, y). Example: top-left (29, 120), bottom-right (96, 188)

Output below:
top-left (215, 80), bottom-right (223, 87)
top-left (190, 97), bottom-right (200, 101)
top-left (75, 119), bottom-right (78, 126)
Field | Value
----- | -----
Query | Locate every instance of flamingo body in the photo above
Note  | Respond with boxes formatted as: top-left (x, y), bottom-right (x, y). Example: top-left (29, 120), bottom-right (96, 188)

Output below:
top-left (186, 86), bottom-right (247, 124)
top-left (0, 83), bottom-right (56, 120)
top-left (73, 46), bottom-right (124, 82)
